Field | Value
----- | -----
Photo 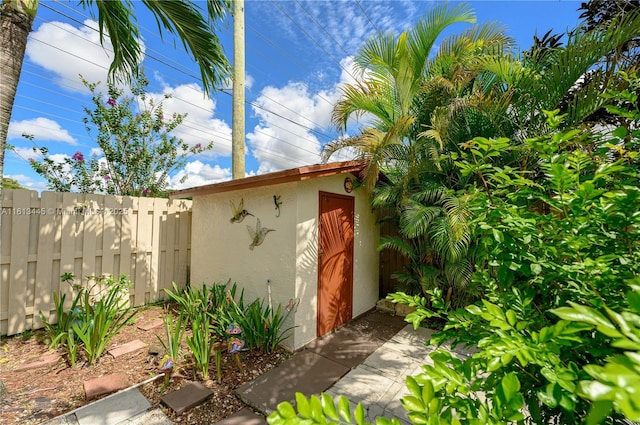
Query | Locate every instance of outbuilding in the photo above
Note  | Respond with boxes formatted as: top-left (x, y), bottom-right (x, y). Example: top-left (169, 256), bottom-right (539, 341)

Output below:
top-left (171, 161), bottom-right (380, 350)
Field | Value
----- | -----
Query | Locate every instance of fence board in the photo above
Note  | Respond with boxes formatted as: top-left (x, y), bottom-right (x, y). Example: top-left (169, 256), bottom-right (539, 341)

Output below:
top-left (59, 193), bottom-right (77, 310)
top-left (32, 192), bottom-right (57, 328)
top-left (149, 198), bottom-right (161, 301)
top-left (7, 190), bottom-right (30, 334)
top-left (82, 194), bottom-right (100, 282)
top-left (134, 197), bottom-right (152, 306)
top-left (0, 190), bottom-right (192, 336)
top-left (163, 202), bottom-right (177, 291)
top-left (101, 195), bottom-right (117, 275)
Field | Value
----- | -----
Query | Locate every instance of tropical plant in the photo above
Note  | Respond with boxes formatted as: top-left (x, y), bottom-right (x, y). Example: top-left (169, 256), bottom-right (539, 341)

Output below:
top-left (165, 280), bottom-right (242, 320)
top-left (157, 307), bottom-right (186, 363)
top-left (325, 3), bottom-right (493, 191)
top-left (238, 299), bottom-right (296, 353)
top-left (72, 274), bottom-right (136, 364)
top-left (28, 74), bottom-right (212, 196)
top-left (186, 310), bottom-right (216, 380)
top-left (0, 0), bottom-right (231, 193)
top-left (40, 273), bottom-right (80, 349)
top-left (39, 273), bottom-right (136, 365)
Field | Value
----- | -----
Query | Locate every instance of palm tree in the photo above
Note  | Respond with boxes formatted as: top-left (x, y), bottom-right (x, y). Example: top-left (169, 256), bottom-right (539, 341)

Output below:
top-left (0, 0), bottom-right (232, 192)
top-left (325, 2), bottom-right (482, 191)
top-left (323, 4), bottom-right (512, 301)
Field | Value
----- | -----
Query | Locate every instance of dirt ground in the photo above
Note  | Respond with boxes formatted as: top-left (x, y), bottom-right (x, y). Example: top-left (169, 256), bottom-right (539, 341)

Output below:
top-left (0, 304), bottom-right (289, 424)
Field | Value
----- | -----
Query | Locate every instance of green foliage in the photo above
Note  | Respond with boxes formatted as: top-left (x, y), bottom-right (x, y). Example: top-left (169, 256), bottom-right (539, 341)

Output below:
top-left (1, 177), bottom-right (25, 189)
top-left (551, 281), bottom-right (640, 422)
top-left (268, 392), bottom-right (403, 425)
top-left (398, 84), bottom-right (640, 424)
top-left (39, 273), bottom-right (135, 366)
top-left (157, 307), bottom-right (186, 362)
top-left (166, 280), bottom-right (294, 381)
top-left (28, 74), bottom-right (212, 196)
top-left (72, 274), bottom-right (135, 365)
top-left (186, 310), bottom-right (216, 380)
top-left (237, 299), bottom-right (296, 353)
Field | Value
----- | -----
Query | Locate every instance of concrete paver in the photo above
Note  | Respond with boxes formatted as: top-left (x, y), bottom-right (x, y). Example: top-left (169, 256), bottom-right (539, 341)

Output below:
top-left (125, 408), bottom-right (174, 424)
top-left (327, 364), bottom-right (396, 404)
top-left (214, 407), bottom-right (267, 425)
top-left (161, 382), bottom-right (213, 415)
top-left (108, 339), bottom-right (147, 358)
top-left (84, 373), bottom-right (130, 400)
top-left (236, 350), bottom-right (349, 414)
top-left (14, 353), bottom-right (61, 371)
top-left (74, 387), bottom-right (150, 425)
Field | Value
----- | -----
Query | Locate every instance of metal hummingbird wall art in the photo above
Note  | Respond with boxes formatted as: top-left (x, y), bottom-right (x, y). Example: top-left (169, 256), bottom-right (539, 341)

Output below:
top-left (229, 198), bottom-right (253, 223)
top-left (247, 218), bottom-right (275, 250)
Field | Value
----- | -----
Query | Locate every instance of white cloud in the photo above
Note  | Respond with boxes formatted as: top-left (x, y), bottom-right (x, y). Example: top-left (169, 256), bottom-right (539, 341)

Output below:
top-left (247, 82), bottom-right (330, 174)
top-left (151, 83), bottom-right (233, 157)
top-left (8, 118), bottom-right (77, 144)
top-left (9, 146), bottom-right (42, 161)
top-left (170, 160), bottom-right (231, 189)
top-left (246, 55), bottom-right (372, 173)
top-left (26, 19), bottom-right (145, 92)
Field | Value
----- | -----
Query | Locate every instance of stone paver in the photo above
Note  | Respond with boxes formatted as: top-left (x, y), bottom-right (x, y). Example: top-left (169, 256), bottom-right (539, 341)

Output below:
top-left (138, 318), bottom-right (163, 331)
top-left (161, 381), bottom-right (213, 415)
top-left (84, 373), bottom-right (130, 400)
top-left (236, 350), bottom-right (349, 414)
top-left (75, 387), bottom-right (150, 425)
top-left (15, 353), bottom-right (61, 371)
top-left (215, 407), bottom-right (267, 425)
top-left (108, 339), bottom-right (147, 358)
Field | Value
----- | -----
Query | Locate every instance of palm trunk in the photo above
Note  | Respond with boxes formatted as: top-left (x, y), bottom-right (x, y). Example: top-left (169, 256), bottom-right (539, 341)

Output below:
top-left (0, 1), bottom-right (36, 192)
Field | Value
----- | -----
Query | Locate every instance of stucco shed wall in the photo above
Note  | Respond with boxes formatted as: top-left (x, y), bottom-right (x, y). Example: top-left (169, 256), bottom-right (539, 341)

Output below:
top-left (190, 182), bottom-right (297, 313)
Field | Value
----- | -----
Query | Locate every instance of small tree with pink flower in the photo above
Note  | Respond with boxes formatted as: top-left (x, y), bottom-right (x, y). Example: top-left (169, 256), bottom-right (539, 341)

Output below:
top-left (29, 74), bottom-right (212, 197)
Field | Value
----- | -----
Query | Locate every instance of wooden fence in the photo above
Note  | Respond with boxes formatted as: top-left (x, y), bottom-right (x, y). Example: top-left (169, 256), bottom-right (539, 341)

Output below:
top-left (0, 189), bottom-right (192, 336)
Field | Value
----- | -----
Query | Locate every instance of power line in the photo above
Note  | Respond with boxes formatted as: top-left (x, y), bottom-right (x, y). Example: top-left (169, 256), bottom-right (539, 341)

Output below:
top-left (269, 0), bottom-right (359, 83)
top-left (355, 0), bottom-right (382, 34)
top-left (294, 0), bottom-right (352, 58)
top-left (41, 2), bottom-right (336, 144)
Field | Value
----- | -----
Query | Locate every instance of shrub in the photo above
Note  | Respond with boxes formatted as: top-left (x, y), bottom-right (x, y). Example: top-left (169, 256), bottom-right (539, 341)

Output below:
top-left (40, 273), bottom-right (135, 365)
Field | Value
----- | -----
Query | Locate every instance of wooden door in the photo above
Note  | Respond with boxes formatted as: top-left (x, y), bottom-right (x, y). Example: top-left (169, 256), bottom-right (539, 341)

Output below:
top-left (317, 191), bottom-right (354, 337)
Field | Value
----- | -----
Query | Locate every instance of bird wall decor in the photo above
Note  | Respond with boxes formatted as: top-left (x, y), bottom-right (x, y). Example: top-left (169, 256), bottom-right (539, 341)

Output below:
top-left (247, 218), bottom-right (275, 250)
top-left (230, 198), bottom-right (253, 223)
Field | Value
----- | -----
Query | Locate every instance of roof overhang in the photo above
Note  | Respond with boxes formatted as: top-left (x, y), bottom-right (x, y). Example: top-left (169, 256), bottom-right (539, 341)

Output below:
top-left (170, 160), bottom-right (367, 199)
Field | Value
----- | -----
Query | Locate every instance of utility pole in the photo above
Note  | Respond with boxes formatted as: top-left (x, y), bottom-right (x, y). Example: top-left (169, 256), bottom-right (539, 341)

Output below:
top-left (232, 0), bottom-right (245, 179)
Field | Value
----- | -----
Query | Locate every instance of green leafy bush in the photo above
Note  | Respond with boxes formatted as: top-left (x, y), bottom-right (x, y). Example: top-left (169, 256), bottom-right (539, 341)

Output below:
top-left (40, 273), bottom-right (135, 365)
top-left (238, 299), bottom-right (296, 353)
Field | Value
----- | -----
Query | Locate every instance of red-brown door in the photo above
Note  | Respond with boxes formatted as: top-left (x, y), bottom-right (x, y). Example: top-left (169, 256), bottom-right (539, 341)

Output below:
top-left (317, 191), bottom-right (354, 337)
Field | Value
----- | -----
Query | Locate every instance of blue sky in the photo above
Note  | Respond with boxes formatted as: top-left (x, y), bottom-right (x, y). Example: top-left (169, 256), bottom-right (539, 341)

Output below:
top-left (6, 0), bottom-right (583, 192)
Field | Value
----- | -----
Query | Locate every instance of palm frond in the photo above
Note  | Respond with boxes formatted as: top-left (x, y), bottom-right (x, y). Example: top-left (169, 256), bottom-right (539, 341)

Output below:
top-left (378, 235), bottom-right (415, 260)
top-left (142, 0), bottom-right (231, 94)
top-left (82, 0), bottom-right (141, 83)
top-left (408, 3), bottom-right (476, 77)
top-left (399, 199), bottom-right (442, 239)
